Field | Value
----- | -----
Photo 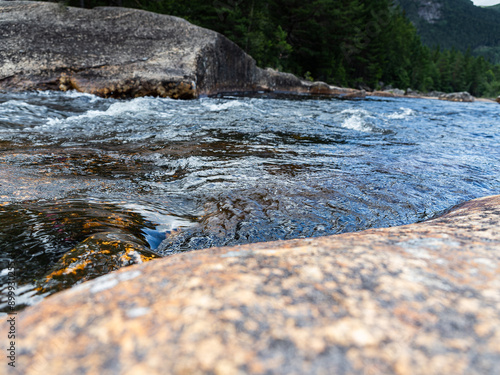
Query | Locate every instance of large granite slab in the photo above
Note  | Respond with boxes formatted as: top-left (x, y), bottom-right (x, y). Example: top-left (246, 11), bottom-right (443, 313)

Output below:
top-left (4, 195), bottom-right (500, 374)
top-left (0, 1), bottom-right (364, 99)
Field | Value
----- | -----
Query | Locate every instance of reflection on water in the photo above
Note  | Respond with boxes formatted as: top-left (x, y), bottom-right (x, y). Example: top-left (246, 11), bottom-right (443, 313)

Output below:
top-left (0, 199), bottom-right (194, 311)
top-left (0, 91), bottom-right (499, 311)
top-left (37, 232), bottom-right (161, 297)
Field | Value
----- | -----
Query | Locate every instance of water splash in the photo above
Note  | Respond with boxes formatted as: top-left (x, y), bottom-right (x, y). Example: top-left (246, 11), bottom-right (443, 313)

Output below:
top-left (387, 107), bottom-right (416, 120)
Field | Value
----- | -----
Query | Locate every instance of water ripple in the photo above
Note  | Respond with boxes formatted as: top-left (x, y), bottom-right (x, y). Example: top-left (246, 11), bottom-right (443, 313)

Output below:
top-left (0, 91), bottom-right (499, 308)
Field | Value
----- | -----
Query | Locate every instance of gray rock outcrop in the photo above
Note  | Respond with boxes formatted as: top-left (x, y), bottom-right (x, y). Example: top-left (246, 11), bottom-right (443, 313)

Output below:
top-left (417, 0), bottom-right (443, 24)
top-left (427, 90), bottom-right (445, 97)
top-left (368, 88), bottom-right (405, 98)
top-left (385, 88), bottom-right (405, 96)
top-left (406, 88), bottom-right (423, 97)
top-left (0, 1), bottom-right (364, 99)
top-left (438, 91), bottom-right (475, 102)
top-left (7, 195), bottom-right (500, 375)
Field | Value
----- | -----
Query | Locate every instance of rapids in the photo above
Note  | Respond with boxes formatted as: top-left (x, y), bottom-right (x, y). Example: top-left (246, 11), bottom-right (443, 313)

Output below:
top-left (1, 91), bottom-right (499, 311)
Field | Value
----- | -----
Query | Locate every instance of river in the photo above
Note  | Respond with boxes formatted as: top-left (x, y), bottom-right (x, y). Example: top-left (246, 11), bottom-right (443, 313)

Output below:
top-left (0, 91), bottom-right (499, 311)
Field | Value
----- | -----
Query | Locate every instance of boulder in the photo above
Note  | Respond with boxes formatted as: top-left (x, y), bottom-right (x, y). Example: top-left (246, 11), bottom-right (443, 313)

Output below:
top-left (355, 82), bottom-right (372, 92)
top-left (426, 90), bottom-right (445, 98)
top-left (369, 88), bottom-right (405, 98)
top-left (0, 2), bottom-right (364, 99)
top-left (9, 195), bottom-right (500, 375)
top-left (438, 92), bottom-right (475, 102)
top-left (386, 88), bottom-right (405, 96)
top-left (370, 90), bottom-right (397, 97)
top-left (405, 88), bottom-right (423, 97)
top-left (496, 96), bottom-right (500, 104)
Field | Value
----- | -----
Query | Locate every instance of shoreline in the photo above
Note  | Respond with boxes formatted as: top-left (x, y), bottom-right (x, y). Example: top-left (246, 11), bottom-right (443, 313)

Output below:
top-left (367, 91), bottom-right (498, 104)
top-left (2, 88), bottom-right (497, 104)
top-left (2, 2), bottom-right (497, 104)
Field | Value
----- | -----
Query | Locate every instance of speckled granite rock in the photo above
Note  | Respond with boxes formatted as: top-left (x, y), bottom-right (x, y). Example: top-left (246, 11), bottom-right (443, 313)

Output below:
top-left (4, 195), bottom-right (500, 374)
top-left (0, 1), bottom-right (364, 99)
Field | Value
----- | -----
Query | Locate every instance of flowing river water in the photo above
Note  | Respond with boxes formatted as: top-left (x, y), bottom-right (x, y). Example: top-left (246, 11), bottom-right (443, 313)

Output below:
top-left (0, 91), bottom-right (499, 311)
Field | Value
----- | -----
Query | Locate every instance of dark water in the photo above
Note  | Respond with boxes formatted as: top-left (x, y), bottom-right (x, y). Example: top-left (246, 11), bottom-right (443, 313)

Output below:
top-left (0, 90), bottom-right (499, 310)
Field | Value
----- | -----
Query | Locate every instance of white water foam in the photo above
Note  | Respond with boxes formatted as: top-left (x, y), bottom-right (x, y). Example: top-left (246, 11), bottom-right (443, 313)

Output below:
top-left (42, 97), bottom-right (169, 129)
top-left (35, 89), bottom-right (101, 102)
top-left (201, 100), bottom-right (247, 112)
top-left (387, 107), bottom-right (416, 120)
top-left (339, 108), bottom-right (374, 132)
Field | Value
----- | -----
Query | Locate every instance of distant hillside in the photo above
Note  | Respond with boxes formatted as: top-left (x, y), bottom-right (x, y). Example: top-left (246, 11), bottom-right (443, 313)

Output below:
top-left (396, 0), bottom-right (500, 63)
top-left (485, 3), bottom-right (500, 13)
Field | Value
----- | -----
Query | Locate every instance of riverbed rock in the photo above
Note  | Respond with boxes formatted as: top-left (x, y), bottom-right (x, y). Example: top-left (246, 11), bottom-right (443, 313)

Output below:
top-left (7, 195), bottom-right (500, 375)
top-left (439, 91), bottom-right (475, 102)
top-left (496, 96), bottom-right (500, 104)
top-left (36, 232), bottom-right (160, 295)
top-left (0, 1), bottom-right (364, 99)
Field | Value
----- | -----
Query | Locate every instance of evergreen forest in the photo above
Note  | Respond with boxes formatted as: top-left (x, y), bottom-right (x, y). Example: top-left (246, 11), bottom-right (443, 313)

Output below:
top-left (489, 4), bottom-right (500, 13)
top-left (55, 0), bottom-right (500, 98)
top-left (396, 0), bottom-right (500, 66)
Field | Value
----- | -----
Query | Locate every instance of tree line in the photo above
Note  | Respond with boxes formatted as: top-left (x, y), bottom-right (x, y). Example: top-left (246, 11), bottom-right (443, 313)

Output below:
top-left (56, 0), bottom-right (500, 97)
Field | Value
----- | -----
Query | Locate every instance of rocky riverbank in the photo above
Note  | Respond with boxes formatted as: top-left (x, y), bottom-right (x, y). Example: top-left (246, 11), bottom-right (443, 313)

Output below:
top-left (2, 2), bottom-right (497, 104)
top-left (0, 1), bottom-right (364, 99)
top-left (7, 194), bottom-right (500, 374)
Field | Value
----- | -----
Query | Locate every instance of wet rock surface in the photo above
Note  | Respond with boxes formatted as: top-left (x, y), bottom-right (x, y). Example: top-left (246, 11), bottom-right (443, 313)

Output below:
top-left (7, 195), bottom-right (500, 374)
top-left (0, 2), bottom-right (364, 99)
top-left (36, 232), bottom-right (161, 295)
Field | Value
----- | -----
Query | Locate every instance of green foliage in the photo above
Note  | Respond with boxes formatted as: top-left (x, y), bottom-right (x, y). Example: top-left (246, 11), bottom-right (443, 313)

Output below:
top-left (48, 0), bottom-right (500, 98)
top-left (304, 71), bottom-right (314, 82)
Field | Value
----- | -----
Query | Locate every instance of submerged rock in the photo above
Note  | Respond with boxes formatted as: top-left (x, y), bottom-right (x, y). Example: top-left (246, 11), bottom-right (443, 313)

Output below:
top-left (36, 232), bottom-right (160, 295)
top-left (11, 195), bottom-right (500, 374)
top-left (0, 1), bottom-right (364, 99)
top-left (439, 91), bottom-right (475, 102)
